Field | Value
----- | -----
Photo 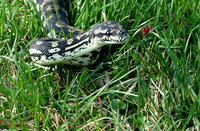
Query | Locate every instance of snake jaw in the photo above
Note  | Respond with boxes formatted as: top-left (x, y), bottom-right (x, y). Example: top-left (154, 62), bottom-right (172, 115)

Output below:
top-left (94, 34), bottom-right (129, 45)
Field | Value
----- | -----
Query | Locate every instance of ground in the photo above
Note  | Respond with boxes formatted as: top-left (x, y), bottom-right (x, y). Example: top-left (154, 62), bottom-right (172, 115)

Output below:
top-left (0, 0), bottom-right (200, 130)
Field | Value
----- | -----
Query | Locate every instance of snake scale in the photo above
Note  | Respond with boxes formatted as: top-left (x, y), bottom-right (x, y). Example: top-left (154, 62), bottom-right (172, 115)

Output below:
top-left (29, 0), bottom-right (129, 65)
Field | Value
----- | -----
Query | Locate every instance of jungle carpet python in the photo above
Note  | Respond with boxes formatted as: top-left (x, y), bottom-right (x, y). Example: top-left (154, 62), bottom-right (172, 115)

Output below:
top-left (29, 0), bottom-right (129, 65)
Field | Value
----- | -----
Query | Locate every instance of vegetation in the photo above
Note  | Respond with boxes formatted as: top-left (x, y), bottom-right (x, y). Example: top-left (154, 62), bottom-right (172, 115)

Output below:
top-left (0, 0), bottom-right (200, 130)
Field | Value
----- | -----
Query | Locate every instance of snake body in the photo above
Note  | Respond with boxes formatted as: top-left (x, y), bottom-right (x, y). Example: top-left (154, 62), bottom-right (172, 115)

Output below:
top-left (29, 0), bottom-right (129, 65)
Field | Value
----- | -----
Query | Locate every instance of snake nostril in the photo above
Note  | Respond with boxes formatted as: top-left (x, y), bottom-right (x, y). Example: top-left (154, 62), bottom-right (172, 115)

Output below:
top-left (123, 30), bottom-right (128, 34)
top-left (118, 30), bottom-right (128, 36)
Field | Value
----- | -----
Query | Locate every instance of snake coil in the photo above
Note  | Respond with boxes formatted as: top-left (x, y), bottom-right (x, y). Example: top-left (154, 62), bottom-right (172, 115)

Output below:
top-left (29, 0), bottom-right (129, 65)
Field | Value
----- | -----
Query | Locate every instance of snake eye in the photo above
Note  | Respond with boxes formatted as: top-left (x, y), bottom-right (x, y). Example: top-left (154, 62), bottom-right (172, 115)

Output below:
top-left (106, 32), bottom-right (112, 36)
top-left (105, 28), bottom-right (113, 35)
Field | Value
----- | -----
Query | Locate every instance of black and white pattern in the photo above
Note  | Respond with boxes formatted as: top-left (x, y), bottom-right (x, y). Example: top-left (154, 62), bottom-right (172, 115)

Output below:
top-left (29, 0), bottom-right (129, 65)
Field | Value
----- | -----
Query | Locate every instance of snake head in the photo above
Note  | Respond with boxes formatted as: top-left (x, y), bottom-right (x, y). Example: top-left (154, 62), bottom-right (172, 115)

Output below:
top-left (90, 20), bottom-right (129, 45)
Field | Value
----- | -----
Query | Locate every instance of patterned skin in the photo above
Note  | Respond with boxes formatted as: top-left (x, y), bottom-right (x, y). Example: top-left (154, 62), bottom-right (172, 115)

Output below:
top-left (29, 0), bottom-right (129, 65)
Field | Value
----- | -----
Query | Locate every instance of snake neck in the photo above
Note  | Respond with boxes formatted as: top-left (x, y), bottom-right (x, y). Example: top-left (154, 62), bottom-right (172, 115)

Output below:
top-left (29, 30), bottom-right (102, 65)
top-left (60, 31), bottom-right (103, 57)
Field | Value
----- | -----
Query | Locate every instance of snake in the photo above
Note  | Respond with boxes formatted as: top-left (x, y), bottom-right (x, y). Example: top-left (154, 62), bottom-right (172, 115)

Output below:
top-left (29, 0), bottom-right (129, 65)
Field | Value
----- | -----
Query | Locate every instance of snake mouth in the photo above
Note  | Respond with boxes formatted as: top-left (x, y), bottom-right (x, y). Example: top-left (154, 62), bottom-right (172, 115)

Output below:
top-left (98, 33), bottom-right (130, 44)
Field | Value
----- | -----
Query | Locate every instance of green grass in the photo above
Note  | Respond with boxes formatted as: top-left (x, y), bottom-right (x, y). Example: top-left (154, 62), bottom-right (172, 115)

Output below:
top-left (0, 0), bottom-right (200, 130)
